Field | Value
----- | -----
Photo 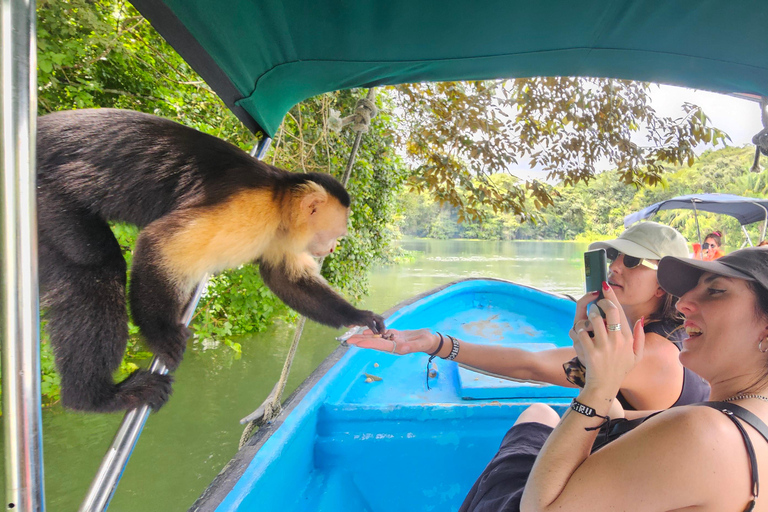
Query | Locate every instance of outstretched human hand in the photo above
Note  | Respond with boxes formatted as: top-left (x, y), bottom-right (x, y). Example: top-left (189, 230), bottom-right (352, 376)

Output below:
top-left (346, 328), bottom-right (438, 356)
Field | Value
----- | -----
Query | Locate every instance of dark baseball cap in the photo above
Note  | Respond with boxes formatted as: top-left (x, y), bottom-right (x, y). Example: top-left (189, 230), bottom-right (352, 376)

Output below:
top-left (658, 246), bottom-right (768, 297)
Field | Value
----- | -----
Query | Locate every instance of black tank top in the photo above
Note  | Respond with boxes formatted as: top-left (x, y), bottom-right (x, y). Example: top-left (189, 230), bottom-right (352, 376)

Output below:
top-left (617, 318), bottom-right (710, 411)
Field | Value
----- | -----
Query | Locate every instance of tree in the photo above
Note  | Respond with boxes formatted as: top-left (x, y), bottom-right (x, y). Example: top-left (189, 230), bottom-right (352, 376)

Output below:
top-left (393, 79), bottom-right (729, 222)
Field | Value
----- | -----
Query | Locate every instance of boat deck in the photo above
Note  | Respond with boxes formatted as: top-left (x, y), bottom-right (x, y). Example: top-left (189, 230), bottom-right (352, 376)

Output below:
top-left (199, 279), bottom-right (579, 512)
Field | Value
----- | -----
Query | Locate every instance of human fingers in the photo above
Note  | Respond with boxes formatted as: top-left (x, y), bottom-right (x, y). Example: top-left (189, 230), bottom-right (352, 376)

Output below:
top-left (632, 317), bottom-right (646, 361)
top-left (569, 319), bottom-right (593, 344)
top-left (575, 323), bottom-right (596, 357)
top-left (597, 283), bottom-right (631, 333)
top-left (346, 333), bottom-right (404, 355)
top-left (574, 291), bottom-right (600, 323)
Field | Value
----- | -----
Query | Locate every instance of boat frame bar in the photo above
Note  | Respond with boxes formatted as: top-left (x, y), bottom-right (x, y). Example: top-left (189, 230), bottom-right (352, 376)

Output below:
top-left (1, 0), bottom-right (45, 509)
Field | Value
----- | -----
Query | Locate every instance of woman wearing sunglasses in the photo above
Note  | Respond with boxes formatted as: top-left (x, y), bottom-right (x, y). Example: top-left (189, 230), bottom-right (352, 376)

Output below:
top-left (348, 221), bottom-right (709, 413)
top-left (464, 247), bottom-right (768, 512)
top-left (703, 230), bottom-right (725, 261)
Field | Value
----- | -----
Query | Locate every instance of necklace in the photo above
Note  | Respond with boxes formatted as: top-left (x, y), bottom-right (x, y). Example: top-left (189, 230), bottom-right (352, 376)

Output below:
top-left (723, 394), bottom-right (768, 403)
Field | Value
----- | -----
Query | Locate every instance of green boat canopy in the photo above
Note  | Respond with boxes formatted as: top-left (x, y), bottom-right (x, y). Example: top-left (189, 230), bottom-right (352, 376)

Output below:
top-left (131, 0), bottom-right (768, 137)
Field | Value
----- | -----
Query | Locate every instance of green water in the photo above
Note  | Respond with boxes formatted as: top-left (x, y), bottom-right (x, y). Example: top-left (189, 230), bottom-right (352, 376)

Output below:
top-left (3, 239), bottom-right (589, 511)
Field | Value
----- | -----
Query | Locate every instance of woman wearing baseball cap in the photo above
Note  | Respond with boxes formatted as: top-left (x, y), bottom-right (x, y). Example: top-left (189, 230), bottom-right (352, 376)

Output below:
top-left (516, 246), bottom-right (768, 512)
top-left (577, 221), bottom-right (710, 413)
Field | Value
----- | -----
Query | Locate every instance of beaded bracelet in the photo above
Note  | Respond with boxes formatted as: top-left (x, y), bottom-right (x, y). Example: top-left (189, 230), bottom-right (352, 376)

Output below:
top-left (443, 335), bottom-right (460, 360)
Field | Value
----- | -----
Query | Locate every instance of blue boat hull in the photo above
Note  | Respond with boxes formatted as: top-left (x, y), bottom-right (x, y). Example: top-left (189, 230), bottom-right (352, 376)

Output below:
top-left (193, 278), bottom-right (579, 512)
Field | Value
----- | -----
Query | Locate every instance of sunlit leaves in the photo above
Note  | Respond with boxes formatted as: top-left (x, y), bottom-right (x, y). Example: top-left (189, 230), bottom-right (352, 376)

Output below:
top-left (392, 78), bottom-right (729, 222)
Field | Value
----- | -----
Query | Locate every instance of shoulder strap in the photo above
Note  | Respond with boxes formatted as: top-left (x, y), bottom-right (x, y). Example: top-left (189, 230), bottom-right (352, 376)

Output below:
top-left (696, 401), bottom-right (768, 512)
top-left (703, 402), bottom-right (768, 444)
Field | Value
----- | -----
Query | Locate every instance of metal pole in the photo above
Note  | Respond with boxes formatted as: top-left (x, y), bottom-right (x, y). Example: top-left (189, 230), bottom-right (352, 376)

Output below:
top-left (741, 225), bottom-right (754, 247)
top-left (79, 279), bottom-right (208, 512)
top-left (690, 200), bottom-right (704, 259)
top-left (249, 136), bottom-right (272, 159)
top-left (0, 0), bottom-right (45, 509)
top-left (751, 201), bottom-right (768, 244)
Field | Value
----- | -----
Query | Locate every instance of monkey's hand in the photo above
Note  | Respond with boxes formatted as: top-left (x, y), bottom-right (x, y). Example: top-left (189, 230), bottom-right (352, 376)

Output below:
top-left (355, 311), bottom-right (386, 335)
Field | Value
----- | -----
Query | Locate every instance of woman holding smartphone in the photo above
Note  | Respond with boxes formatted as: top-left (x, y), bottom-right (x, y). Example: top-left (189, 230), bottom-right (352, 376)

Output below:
top-left (348, 221), bottom-right (709, 412)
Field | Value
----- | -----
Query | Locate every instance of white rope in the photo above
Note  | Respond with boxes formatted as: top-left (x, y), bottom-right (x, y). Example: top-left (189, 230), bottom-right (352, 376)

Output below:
top-left (327, 96), bottom-right (379, 134)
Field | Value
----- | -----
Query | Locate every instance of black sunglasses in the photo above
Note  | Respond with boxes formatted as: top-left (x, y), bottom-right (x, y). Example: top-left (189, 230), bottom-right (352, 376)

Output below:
top-left (605, 247), bottom-right (658, 270)
top-left (702, 242), bottom-right (717, 250)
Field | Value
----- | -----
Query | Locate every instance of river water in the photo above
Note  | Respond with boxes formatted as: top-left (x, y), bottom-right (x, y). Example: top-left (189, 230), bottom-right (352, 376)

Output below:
top-left (3, 239), bottom-right (589, 511)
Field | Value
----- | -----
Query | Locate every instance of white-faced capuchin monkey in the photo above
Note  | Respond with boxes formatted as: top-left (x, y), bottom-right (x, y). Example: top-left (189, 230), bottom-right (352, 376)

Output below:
top-left (37, 108), bottom-right (385, 413)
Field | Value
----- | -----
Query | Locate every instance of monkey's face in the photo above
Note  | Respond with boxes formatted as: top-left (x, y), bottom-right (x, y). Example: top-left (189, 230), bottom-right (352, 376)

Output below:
top-left (306, 199), bottom-right (350, 258)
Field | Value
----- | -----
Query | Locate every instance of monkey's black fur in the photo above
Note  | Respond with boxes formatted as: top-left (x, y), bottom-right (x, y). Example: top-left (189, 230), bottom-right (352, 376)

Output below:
top-left (37, 108), bottom-right (383, 413)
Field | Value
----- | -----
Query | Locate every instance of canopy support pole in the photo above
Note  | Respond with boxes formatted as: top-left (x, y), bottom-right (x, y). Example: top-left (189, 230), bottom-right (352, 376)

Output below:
top-left (752, 201), bottom-right (768, 244)
top-left (1, 0), bottom-right (46, 509)
top-left (691, 200), bottom-right (704, 259)
top-left (741, 225), bottom-right (753, 248)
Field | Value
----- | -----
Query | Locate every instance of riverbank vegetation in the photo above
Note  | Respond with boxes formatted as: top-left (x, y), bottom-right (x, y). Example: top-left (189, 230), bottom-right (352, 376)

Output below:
top-left (32, 0), bottom-right (753, 404)
top-left (397, 145), bottom-right (764, 250)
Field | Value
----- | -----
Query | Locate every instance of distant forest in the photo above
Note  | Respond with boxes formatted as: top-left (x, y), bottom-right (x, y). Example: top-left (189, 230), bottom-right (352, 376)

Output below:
top-left (395, 145), bottom-right (767, 250)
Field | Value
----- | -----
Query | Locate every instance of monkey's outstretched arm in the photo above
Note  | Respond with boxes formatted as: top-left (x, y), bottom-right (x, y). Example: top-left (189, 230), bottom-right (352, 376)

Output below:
top-left (258, 258), bottom-right (385, 334)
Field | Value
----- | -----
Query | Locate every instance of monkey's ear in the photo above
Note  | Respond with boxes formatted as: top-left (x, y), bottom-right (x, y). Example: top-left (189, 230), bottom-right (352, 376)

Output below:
top-left (300, 191), bottom-right (327, 216)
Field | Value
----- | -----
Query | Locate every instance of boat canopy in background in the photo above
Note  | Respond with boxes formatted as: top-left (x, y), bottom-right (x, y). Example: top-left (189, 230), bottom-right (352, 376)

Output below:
top-left (624, 194), bottom-right (768, 227)
top-left (130, 0), bottom-right (768, 137)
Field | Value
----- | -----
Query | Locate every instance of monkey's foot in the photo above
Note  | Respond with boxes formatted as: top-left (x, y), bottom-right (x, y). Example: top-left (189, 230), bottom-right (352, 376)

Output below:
top-left (114, 370), bottom-right (173, 411)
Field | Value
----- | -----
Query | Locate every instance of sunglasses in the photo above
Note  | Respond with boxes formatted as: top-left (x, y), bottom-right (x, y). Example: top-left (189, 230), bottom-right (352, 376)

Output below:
top-left (605, 247), bottom-right (658, 270)
top-left (702, 242), bottom-right (717, 250)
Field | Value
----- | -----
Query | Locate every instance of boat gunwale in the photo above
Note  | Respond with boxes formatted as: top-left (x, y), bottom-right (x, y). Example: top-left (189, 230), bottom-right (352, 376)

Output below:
top-left (189, 276), bottom-right (574, 511)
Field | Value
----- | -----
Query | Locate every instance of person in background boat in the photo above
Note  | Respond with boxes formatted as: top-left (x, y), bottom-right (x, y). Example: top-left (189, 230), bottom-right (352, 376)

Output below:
top-left (348, 222), bottom-right (709, 413)
top-left (702, 230), bottom-right (726, 261)
top-left (461, 247), bottom-right (768, 512)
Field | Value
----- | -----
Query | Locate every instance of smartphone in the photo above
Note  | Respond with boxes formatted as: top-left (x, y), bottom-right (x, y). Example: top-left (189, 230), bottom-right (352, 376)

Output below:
top-left (584, 248), bottom-right (608, 304)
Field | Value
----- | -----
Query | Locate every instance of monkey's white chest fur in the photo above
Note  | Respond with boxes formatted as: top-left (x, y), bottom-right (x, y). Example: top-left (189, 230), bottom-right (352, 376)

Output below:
top-left (158, 189), bottom-right (285, 288)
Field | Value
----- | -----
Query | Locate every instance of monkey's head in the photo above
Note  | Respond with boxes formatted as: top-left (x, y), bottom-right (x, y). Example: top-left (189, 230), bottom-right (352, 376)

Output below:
top-left (292, 173), bottom-right (351, 258)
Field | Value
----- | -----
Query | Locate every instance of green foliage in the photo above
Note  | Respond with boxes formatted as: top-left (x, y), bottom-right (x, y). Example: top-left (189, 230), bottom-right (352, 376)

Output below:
top-left (393, 79), bottom-right (728, 223)
top-left (191, 267), bottom-right (290, 354)
top-left (37, 0), bottom-right (254, 146)
top-left (397, 145), bottom-right (763, 249)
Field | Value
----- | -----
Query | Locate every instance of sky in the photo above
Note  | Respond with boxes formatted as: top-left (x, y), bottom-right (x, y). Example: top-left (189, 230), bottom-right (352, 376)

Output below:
top-left (648, 84), bottom-right (763, 148)
top-left (510, 84), bottom-right (765, 181)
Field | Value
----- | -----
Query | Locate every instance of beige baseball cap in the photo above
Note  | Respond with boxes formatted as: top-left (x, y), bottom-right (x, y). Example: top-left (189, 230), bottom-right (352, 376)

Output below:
top-left (589, 221), bottom-right (690, 260)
